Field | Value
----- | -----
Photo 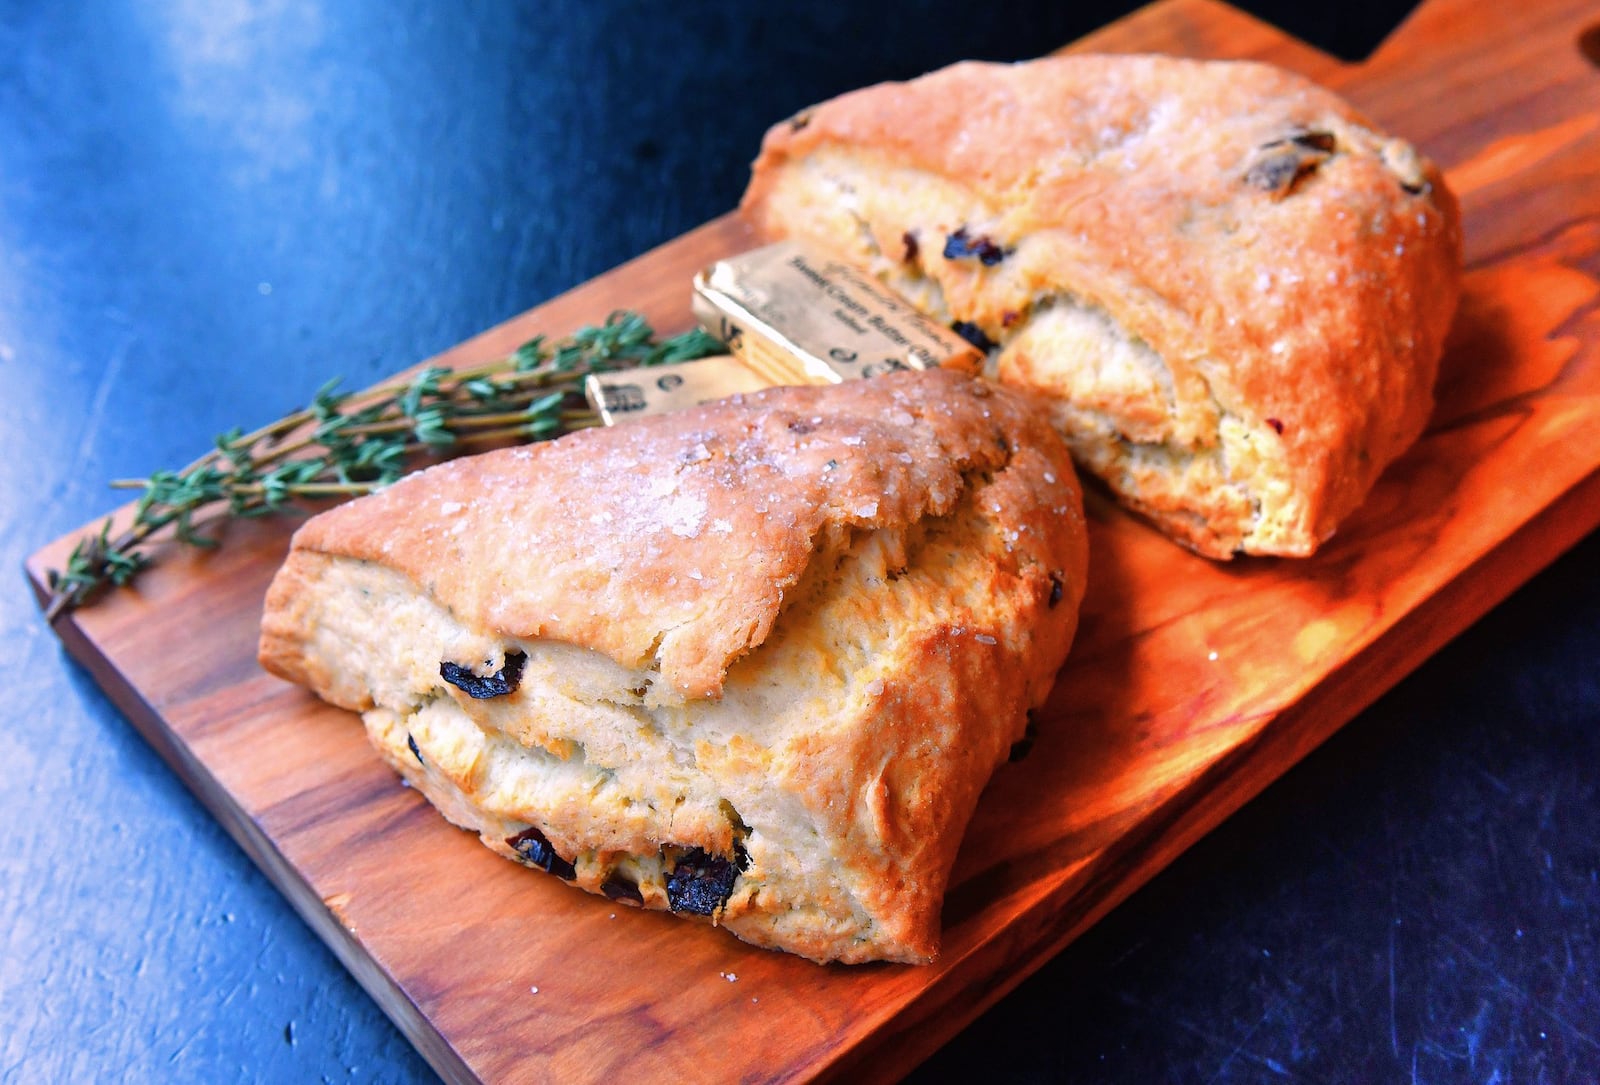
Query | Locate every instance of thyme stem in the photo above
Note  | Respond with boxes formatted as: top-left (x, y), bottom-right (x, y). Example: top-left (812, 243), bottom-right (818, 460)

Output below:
top-left (43, 312), bottom-right (722, 621)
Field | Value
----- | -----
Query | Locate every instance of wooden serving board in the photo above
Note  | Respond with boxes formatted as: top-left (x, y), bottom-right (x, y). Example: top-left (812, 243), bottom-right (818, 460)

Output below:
top-left (26, 0), bottom-right (1600, 1080)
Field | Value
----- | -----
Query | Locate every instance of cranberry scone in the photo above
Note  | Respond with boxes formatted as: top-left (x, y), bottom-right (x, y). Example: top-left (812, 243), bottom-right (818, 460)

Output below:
top-left (259, 368), bottom-right (1088, 964)
top-left (741, 54), bottom-right (1462, 558)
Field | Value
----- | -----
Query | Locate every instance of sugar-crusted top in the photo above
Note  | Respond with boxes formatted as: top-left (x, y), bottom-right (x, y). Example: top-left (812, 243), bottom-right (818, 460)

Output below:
top-left (287, 368), bottom-right (1085, 699)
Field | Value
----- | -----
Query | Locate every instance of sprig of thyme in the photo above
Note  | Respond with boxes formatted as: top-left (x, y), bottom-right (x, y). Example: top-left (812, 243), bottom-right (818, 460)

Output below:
top-left (45, 311), bottom-right (722, 621)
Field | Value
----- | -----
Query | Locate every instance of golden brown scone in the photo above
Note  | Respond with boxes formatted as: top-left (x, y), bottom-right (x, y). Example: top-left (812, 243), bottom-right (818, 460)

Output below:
top-left (259, 368), bottom-right (1088, 964)
top-left (741, 54), bottom-right (1462, 558)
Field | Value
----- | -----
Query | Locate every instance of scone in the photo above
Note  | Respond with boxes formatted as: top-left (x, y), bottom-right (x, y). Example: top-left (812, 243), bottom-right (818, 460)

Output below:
top-left (741, 53), bottom-right (1462, 558)
top-left (259, 368), bottom-right (1088, 964)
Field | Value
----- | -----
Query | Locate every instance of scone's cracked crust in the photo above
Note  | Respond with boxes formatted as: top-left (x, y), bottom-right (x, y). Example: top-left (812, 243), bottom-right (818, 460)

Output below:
top-left (260, 369), bottom-right (1089, 963)
top-left (742, 54), bottom-right (1463, 557)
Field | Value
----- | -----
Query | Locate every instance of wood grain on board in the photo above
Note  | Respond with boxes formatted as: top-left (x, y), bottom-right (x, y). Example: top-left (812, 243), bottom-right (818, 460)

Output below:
top-left (26, 0), bottom-right (1600, 1081)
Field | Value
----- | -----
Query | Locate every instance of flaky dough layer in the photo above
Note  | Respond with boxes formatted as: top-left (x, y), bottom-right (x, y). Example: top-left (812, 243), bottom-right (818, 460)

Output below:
top-left (260, 369), bottom-right (1088, 963)
top-left (742, 53), bottom-right (1462, 557)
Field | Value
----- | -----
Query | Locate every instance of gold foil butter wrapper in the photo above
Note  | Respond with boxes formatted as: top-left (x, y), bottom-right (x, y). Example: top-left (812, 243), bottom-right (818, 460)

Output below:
top-left (584, 355), bottom-right (772, 426)
top-left (692, 240), bottom-right (985, 383)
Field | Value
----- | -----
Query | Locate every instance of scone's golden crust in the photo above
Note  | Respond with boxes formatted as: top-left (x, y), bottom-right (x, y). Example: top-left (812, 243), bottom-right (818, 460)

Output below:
top-left (741, 54), bottom-right (1462, 557)
top-left (259, 369), bottom-right (1088, 963)
top-left (264, 369), bottom-right (1078, 701)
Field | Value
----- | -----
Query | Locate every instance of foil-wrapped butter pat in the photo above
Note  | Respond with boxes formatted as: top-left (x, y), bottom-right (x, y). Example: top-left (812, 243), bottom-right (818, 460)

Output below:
top-left (584, 355), bottom-right (771, 426)
top-left (692, 240), bottom-right (985, 382)
top-left (587, 241), bottom-right (983, 426)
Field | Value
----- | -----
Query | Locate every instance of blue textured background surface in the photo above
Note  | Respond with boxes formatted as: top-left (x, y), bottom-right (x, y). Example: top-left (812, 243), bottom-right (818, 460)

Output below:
top-left (3, 2), bottom-right (1596, 1081)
